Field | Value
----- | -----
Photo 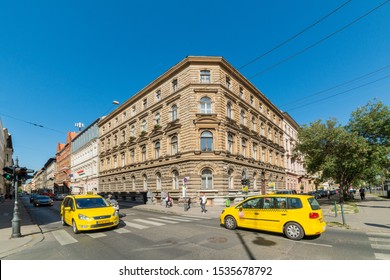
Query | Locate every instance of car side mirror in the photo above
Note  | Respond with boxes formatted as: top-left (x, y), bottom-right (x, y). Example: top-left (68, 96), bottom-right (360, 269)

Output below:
top-left (64, 206), bottom-right (71, 211)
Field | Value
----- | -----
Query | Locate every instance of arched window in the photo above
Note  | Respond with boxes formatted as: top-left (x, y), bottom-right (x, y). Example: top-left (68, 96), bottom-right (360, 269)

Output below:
top-left (240, 109), bottom-right (245, 125)
top-left (155, 141), bottom-right (160, 159)
top-left (227, 133), bottom-right (234, 153)
top-left (143, 174), bottom-right (148, 191)
top-left (172, 170), bottom-right (179, 190)
top-left (226, 102), bottom-right (232, 119)
top-left (171, 135), bottom-right (178, 155)
top-left (130, 125), bottom-right (135, 137)
top-left (201, 169), bottom-right (213, 189)
top-left (131, 176), bottom-right (136, 191)
top-left (155, 113), bottom-right (161, 125)
top-left (228, 169), bottom-right (234, 190)
top-left (200, 131), bottom-right (213, 152)
top-left (171, 105), bottom-right (178, 121)
top-left (200, 97), bottom-right (212, 114)
top-left (156, 172), bottom-right (162, 190)
top-left (141, 145), bottom-right (147, 161)
top-left (242, 139), bottom-right (247, 157)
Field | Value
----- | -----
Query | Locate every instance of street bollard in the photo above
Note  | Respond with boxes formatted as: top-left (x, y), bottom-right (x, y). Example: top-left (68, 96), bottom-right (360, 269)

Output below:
top-left (340, 203), bottom-right (346, 225)
top-left (334, 201), bottom-right (337, 217)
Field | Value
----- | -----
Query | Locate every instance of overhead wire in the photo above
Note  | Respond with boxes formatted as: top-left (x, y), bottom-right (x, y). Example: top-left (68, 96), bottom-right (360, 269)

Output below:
top-left (248, 0), bottom-right (390, 80)
top-left (279, 65), bottom-right (390, 108)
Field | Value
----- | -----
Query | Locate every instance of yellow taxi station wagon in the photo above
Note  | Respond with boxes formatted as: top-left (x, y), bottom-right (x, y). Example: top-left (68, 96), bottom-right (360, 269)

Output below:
top-left (60, 194), bottom-right (120, 234)
top-left (220, 194), bottom-right (326, 240)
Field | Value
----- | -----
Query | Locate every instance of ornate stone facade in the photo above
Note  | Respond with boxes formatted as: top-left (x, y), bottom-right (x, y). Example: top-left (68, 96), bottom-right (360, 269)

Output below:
top-left (98, 56), bottom-right (287, 202)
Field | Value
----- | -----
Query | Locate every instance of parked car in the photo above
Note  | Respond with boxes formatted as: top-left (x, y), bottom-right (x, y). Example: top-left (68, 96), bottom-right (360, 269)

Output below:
top-left (60, 194), bottom-right (119, 234)
top-left (33, 195), bottom-right (54, 207)
top-left (220, 194), bottom-right (326, 240)
top-left (54, 193), bottom-right (66, 201)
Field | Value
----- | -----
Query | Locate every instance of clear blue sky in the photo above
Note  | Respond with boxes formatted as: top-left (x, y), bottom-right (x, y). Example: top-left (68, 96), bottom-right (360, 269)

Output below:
top-left (1, 0), bottom-right (389, 172)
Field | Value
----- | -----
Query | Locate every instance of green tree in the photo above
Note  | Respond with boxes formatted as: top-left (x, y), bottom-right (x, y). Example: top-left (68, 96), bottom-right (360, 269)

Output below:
top-left (296, 119), bottom-right (369, 197)
top-left (347, 99), bottom-right (390, 185)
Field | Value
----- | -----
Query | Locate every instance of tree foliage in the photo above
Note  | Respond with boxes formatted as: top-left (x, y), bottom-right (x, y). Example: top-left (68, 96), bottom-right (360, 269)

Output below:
top-left (296, 99), bottom-right (390, 195)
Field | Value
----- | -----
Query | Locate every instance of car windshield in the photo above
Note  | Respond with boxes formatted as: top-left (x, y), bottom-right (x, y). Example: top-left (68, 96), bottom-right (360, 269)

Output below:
top-left (308, 197), bottom-right (321, 210)
top-left (37, 195), bottom-right (49, 199)
top-left (75, 197), bottom-right (109, 209)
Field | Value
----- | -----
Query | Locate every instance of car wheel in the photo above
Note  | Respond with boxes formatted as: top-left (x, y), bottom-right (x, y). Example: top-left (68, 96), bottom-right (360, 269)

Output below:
top-left (72, 220), bottom-right (79, 234)
top-left (224, 216), bottom-right (237, 230)
top-left (61, 215), bottom-right (66, 226)
top-left (284, 222), bottom-right (304, 240)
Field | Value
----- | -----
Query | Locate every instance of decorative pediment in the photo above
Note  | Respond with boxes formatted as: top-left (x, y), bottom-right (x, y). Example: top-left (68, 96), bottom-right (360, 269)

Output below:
top-left (164, 119), bottom-right (182, 134)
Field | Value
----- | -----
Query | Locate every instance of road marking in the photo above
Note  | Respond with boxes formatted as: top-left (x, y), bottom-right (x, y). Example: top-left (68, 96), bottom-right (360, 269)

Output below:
top-left (161, 216), bottom-right (200, 222)
top-left (374, 253), bottom-right (390, 260)
top-left (86, 232), bottom-right (107, 238)
top-left (369, 237), bottom-right (390, 242)
top-left (371, 244), bottom-right (390, 250)
top-left (133, 219), bottom-right (165, 226)
top-left (367, 232), bottom-right (390, 238)
top-left (124, 221), bottom-right (149, 229)
top-left (114, 228), bottom-right (131, 234)
top-left (52, 230), bottom-right (78, 245)
top-left (182, 214), bottom-right (212, 219)
top-left (148, 218), bottom-right (178, 224)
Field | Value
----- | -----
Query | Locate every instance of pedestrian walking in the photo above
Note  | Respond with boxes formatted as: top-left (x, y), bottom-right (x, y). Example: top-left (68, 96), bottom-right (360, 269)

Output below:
top-left (165, 193), bottom-right (172, 208)
top-left (184, 197), bottom-right (191, 211)
top-left (359, 188), bottom-right (365, 200)
top-left (225, 197), bottom-right (231, 207)
top-left (200, 193), bottom-right (207, 214)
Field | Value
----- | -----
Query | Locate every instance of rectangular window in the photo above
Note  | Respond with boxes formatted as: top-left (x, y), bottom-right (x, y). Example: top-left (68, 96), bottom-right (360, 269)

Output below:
top-left (172, 79), bottom-right (178, 92)
top-left (200, 70), bottom-right (211, 83)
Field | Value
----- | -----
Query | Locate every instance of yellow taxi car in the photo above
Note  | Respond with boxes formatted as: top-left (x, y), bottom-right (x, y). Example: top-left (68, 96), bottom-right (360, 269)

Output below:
top-left (60, 194), bottom-right (119, 234)
top-left (220, 194), bottom-right (326, 240)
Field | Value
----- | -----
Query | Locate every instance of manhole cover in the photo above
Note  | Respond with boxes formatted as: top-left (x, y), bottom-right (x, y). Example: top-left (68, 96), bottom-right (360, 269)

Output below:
top-left (207, 237), bottom-right (227, 243)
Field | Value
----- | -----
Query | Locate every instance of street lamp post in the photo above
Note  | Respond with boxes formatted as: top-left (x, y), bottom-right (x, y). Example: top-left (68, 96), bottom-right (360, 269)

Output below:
top-left (11, 158), bottom-right (21, 238)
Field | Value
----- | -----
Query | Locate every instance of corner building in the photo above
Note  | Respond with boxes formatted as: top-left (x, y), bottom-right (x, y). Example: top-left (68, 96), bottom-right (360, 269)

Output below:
top-left (98, 56), bottom-right (286, 204)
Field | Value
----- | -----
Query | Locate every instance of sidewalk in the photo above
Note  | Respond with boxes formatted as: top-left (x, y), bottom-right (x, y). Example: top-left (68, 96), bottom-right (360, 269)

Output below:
top-left (1, 193), bottom-right (389, 259)
top-left (0, 197), bottom-right (44, 259)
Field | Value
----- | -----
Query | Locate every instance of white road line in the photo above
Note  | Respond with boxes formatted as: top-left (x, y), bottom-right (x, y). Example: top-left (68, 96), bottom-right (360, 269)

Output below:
top-left (124, 221), bottom-right (149, 229)
top-left (369, 237), bottom-right (390, 242)
top-left (182, 214), bottom-right (212, 219)
top-left (114, 228), bottom-right (131, 234)
top-left (161, 216), bottom-right (200, 222)
top-left (371, 244), bottom-right (390, 250)
top-left (86, 232), bottom-right (107, 238)
top-left (133, 219), bottom-right (165, 226)
top-left (367, 232), bottom-right (390, 238)
top-left (374, 253), bottom-right (390, 260)
top-left (52, 230), bottom-right (78, 246)
top-left (148, 218), bottom-right (178, 224)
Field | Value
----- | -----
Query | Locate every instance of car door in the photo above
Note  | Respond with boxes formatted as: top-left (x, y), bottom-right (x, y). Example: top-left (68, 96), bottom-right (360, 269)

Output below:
top-left (257, 196), bottom-right (288, 233)
top-left (63, 198), bottom-right (75, 225)
top-left (236, 197), bottom-right (263, 229)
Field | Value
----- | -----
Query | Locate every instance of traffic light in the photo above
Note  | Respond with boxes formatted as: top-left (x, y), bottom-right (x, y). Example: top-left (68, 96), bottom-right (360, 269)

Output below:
top-left (2, 166), bottom-right (14, 181)
top-left (17, 167), bottom-right (34, 180)
top-left (241, 179), bottom-right (250, 186)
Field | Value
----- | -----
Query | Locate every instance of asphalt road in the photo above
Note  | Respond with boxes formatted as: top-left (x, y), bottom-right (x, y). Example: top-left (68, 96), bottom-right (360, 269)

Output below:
top-left (3, 198), bottom-right (385, 260)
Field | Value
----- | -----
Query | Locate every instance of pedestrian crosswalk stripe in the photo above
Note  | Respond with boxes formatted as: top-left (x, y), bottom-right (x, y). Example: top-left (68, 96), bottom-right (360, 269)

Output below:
top-left (371, 244), bottom-right (390, 250)
top-left (52, 230), bottom-right (78, 246)
top-left (87, 232), bottom-right (107, 238)
top-left (148, 218), bottom-right (178, 224)
top-left (133, 219), bottom-right (165, 226)
top-left (369, 237), bottom-right (390, 242)
top-left (374, 253), bottom-right (390, 260)
top-left (161, 216), bottom-right (200, 222)
top-left (124, 221), bottom-right (149, 229)
top-left (182, 214), bottom-right (212, 219)
top-left (114, 228), bottom-right (131, 234)
top-left (367, 232), bottom-right (390, 238)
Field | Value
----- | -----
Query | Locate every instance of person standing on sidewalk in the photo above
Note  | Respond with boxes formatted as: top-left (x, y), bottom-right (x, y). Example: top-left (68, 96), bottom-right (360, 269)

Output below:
top-left (200, 193), bottom-right (207, 214)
